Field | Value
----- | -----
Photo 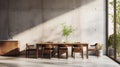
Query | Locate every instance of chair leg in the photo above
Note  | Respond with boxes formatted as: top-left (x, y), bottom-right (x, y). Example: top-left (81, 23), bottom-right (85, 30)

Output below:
top-left (71, 48), bottom-right (73, 57)
top-left (26, 50), bottom-right (27, 58)
top-left (81, 50), bottom-right (84, 59)
top-left (58, 51), bottom-right (60, 58)
top-left (28, 51), bottom-right (29, 58)
top-left (66, 51), bottom-right (68, 59)
top-left (41, 49), bottom-right (44, 58)
top-left (73, 52), bottom-right (75, 58)
top-left (96, 50), bottom-right (99, 57)
top-left (26, 51), bottom-right (28, 58)
top-left (49, 51), bottom-right (51, 59)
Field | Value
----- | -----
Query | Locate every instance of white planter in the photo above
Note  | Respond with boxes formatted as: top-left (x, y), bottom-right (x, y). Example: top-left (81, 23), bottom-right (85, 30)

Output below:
top-left (99, 50), bottom-right (103, 56)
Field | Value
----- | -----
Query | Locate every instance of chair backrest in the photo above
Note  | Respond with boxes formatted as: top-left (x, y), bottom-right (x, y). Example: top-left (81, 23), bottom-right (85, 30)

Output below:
top-left (58, 43), bottom-right (68, 48)
top-left (26, 43), bottom-right (35, 49)
top-left (95, 43), bottom-right (98, 49)
top-left (73, 42), bottom-right (83, 48)
top-left (46, 41), bottom-right (53, 43)
top-left (95, 43), bottom-right (98, 46)
top-left (44, 42), bottom-right (53, 48)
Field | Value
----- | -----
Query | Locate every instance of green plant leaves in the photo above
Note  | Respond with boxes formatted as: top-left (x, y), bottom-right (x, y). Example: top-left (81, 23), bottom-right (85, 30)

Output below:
top-left (62, 23), bottom-right (73, 37)
top-left (108, 34), bottom-right (120, 55)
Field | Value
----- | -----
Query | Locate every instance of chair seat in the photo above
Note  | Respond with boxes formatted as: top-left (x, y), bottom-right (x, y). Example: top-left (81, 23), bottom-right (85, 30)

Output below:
top-left (88, 46), bottom-right (95, 49)
top-left (73, 49), bottom-right (82, 52)
top-left (59, 47), bottom-right (67, 50)
top-left (43, 48), bottom-right (53, 53)
top-left (88, 49), bottom-right (97, 51)
top-left (27, 45), bottom-right (36, 48)
top-left (27, 49), bottom-right (36, 51)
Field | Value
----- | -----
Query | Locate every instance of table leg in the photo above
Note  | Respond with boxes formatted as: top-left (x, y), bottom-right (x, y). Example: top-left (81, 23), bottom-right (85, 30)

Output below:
top-left (86, 45), bottom-right (88, 59)
top-left (71, 48), bottom-right (73, 57)
top-left (57, 46), bottom-right (59, 58)
top-left (36, 45), bottom-right (38, 58)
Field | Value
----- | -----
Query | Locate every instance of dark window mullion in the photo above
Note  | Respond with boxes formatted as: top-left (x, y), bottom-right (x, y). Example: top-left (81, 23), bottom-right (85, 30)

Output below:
top-left (106, 0), bottom-right (108, 56)
top-left (114, 0), bottom-right (117, 59)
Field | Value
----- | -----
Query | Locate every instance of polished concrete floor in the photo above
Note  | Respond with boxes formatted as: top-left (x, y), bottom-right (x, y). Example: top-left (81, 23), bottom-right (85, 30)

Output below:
top-left (0, 55), bottom-right (119, 67)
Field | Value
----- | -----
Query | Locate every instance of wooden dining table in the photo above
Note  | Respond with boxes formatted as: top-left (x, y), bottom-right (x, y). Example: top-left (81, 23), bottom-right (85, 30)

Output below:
top-left (36, 43), bottom-right (88, 59)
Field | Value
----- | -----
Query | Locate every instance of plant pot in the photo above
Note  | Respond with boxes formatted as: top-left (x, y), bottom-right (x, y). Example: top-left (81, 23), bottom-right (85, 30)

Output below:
top-left (98, 50), bottom-right (103, 56)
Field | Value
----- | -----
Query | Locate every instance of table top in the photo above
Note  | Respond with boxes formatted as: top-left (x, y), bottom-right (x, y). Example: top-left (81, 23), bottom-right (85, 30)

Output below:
top-left (36, 43), bottom-right (88, 46)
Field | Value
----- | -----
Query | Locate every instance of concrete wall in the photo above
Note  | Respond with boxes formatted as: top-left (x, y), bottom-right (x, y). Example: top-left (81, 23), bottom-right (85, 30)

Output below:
top-left (0, 0), bottom-right (105, 53)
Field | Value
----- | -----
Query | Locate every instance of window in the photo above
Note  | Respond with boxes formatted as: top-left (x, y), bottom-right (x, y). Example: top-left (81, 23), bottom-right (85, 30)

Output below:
top-left (107, 0), bottom-right (120, 63)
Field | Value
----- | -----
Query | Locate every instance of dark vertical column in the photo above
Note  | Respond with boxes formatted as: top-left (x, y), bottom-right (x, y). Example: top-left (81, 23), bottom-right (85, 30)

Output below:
top-left (7, 0), bottom-right (11, 39)
top-left (106, 0), bottom-right (108, 56)
top-left (114, 0), bottom-right (116, 59)
top-left (4, 0), bottom-right (9, 40)
top-left (5, 0), bottom-right (9, 39)
top-left (0, 0), bottom-right (9, 40)
top-left (41, 0), bottom-right (44, 22)
top-left (41, 0), bottom-right (44, 41)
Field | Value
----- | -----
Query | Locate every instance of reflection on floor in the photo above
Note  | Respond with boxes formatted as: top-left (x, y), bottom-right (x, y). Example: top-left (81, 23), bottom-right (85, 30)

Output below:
top-left (0, 56), bottom-right (119, 67)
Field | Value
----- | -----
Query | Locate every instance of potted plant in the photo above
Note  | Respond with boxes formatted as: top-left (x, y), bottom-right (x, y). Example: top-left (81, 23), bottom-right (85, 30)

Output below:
top-left (97, 43), bottom-right (103, 56)
top-left (62, 23), bottom-right (73, 42)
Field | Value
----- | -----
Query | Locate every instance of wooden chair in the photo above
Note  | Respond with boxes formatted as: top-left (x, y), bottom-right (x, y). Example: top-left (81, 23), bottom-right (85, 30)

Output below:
top-left (88, 43), bottom-right (99, 56)
top-left (41, 42), bottom-right (53, 58)
top-left (58, 44), bottom-right (68, 59)
top-left (71, 42), bottom-right (83, 58)
top-left (26, 43), bottom-right (36, 58)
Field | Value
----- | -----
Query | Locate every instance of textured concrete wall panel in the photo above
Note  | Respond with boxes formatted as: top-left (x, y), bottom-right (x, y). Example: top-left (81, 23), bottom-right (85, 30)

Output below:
top-left (0, 10), bottom-right (9, 39)
top-left (9, 9), bottom-right (42, 36)
top-left (9, 0), bottom-right (42, 9)
top-left (0, 0), bottom-right (105, 53)
top-left (0, 0), bottom-right (8, 9)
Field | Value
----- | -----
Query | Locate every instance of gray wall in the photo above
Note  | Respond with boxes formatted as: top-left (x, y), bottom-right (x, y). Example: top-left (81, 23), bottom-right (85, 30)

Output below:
top-left (0, 0), bottom-right (105, 53)
top-left (0, 0), bottom-right (9, 39)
